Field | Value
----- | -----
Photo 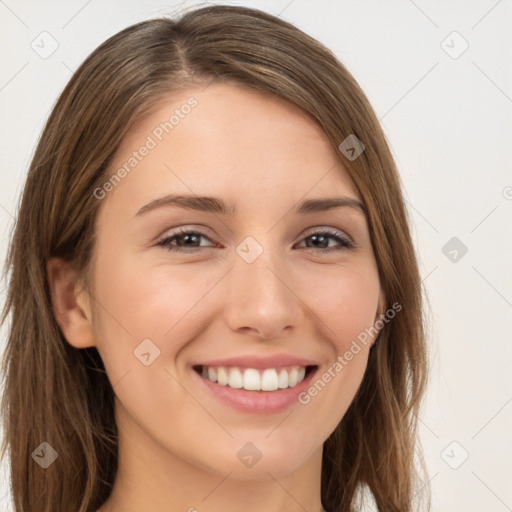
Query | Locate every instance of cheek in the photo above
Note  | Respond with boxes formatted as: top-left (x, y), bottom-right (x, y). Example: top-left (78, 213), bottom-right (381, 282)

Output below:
top-left (89, 255), bottom-right (227, 415)
top-left (294, 264), bottom-right (380, 428)
top-left (302, 262), bottom-right (381, 350)
top-left (91, 245), bottom-right (215, 343)
top-left (89, 257), bottom-right (213, 441)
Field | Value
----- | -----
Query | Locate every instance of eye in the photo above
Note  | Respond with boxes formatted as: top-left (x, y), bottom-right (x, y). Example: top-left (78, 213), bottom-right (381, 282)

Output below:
top-left (156, 228), bottom-right (216, 252)
top-left (156, 227), bottom-right (355, 253)
top-left (294, 228), bottom-right (355, 252)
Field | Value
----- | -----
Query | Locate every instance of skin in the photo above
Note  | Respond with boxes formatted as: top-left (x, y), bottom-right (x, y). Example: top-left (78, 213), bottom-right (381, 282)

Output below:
top-left (48, 83), bottom-right (383, 512)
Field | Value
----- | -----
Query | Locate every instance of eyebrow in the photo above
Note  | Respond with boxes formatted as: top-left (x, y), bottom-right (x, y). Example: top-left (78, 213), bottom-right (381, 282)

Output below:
top-left (134, 194), bottom-right (367, 218)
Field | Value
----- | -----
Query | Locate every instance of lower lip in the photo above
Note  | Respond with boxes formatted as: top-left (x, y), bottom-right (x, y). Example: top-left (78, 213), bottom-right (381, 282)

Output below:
top-left (193, 367), bottom-right (318, 414)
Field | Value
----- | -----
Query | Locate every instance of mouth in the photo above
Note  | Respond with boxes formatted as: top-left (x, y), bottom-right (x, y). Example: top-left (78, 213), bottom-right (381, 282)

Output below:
top-left (193, 364), bottom-right (317, 392)
top-left (192, 362), bottom-right (319, 414)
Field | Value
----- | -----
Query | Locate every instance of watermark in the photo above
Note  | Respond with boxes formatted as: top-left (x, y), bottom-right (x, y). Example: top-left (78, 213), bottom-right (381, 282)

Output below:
top-left (338, 134), bottom-right (365, 161)
top-left (93, 96), bottom-right (198, 200)
top-left (237, 442), bottom-right (262, 468)
top-left (440, 440), bottom-right (469, 469)
top-left (441, 236), bottom-right (468, 263)
top-left (31, 31), bottom-right (59, 59)
top-left (235, 236), bottom-right (264, 263)
top-left (31, 441), bottom-right (59, 469)
top-left (133, 338), bottom-right (161, 366)
top-left (440, 31), bottom-right (469, 60)
top-left (297, 302), bottom-right (402, 405)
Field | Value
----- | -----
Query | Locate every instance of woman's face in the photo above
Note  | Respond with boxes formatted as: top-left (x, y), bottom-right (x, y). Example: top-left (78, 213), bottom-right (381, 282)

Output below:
top-left (85, 83), bottom-right (382, 479)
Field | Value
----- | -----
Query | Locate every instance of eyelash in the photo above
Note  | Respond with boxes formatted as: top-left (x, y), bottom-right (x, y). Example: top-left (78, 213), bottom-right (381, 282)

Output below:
top-left (156, 227), bottom-right (355, 254)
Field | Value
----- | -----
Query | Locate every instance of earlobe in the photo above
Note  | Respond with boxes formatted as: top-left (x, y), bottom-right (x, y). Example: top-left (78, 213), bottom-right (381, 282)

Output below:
top-left (46, 257), bottom-right (96, 349)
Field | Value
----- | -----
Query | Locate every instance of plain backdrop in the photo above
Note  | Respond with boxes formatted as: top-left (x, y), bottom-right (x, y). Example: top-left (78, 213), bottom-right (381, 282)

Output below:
top-left (0, 1), bottom-right (511, 510)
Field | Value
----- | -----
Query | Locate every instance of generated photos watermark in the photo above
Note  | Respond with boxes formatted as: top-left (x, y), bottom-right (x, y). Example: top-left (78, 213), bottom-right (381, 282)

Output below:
top-left (297, 301), bottom-right (402, 405)
top-left (93, 96), bottom-right (198, 200)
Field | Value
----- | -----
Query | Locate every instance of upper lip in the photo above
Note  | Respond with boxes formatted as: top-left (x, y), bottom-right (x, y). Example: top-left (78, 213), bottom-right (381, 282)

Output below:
top-left (194, 353), bottom-right (318, 369)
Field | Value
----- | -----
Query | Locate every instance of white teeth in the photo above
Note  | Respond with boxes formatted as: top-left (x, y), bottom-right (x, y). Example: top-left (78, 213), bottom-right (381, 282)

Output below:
top-left (288, 367), bottom-right (298, 387)
top-left (208, 367), bottom-right (217, 382)
top-left (199, 365), bottom-right (309, 391)
top-left (243, 368), bottom-right (261, 391)
top-left (261, 369), bottom-right (279, 391)
top-left (217, 367), bottom-right (229, 386)
top-left (228, 368), bottom-right (243, 389)
top-left (278, 369), bottom-right (288, 389)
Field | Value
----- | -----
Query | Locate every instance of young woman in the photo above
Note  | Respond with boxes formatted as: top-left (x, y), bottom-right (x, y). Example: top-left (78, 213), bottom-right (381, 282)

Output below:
top-left (1, 5), bottom-right (430, 512)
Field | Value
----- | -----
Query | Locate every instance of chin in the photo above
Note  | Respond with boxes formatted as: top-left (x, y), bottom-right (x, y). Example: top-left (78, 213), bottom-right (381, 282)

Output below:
top-left (195, 434), bottom-right (321, 480)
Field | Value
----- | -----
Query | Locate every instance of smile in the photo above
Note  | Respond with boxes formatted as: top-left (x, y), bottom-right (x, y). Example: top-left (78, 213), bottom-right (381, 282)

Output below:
top-left (191, 354), bottom-right (319, 414)
top-left (195, 365), bottom-right (313, 391)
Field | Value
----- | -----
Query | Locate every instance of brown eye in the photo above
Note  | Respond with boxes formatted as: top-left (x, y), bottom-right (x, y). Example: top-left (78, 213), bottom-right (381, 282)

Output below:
top-left (296, 229), bottom-right (355, 252)
top-left (157, 229), bottom-right (215, 252)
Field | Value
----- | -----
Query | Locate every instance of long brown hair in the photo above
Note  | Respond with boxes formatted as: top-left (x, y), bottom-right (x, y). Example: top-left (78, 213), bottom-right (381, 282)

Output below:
top-left (1, 5), bottom-right (430, 511)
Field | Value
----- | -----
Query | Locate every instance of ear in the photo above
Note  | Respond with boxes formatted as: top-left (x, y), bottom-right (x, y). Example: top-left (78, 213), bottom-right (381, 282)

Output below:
top-left (46, 257), bottom-right (96, 349)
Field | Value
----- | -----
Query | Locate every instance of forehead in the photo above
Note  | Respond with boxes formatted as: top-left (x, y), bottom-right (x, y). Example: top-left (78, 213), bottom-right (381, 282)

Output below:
top-left (101, 83), bottom-right (361, 217)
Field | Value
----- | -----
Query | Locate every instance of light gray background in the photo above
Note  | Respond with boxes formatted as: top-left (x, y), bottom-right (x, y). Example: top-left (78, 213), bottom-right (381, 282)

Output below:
top-left (1, 1), bottom-right (511, 510)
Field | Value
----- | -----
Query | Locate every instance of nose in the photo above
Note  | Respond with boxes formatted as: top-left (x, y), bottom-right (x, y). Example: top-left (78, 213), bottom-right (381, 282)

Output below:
top-left (223, 244), bottom-right (304, 341)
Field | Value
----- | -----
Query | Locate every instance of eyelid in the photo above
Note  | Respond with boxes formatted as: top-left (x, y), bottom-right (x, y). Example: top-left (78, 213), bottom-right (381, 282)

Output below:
top-left (156, 225), bottom-right (357, 253)
top-left (156, 227), bottom-right (217, 248)
top-left (301, 226), bottom-right (355, 245)
top-left (154, 223), bottom-right (217, 243)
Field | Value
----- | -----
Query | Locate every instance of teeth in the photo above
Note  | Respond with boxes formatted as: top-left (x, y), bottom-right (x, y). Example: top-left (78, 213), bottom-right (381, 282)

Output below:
top-left (228, 368), bottom-right (243, 389)
top-left (243, 368), bottom-right (261, 390)
top-left (278, 369), bottom-right (288, 389)
top-left (199, 365), bottom-right (309, 391)
top-left (261, 369), bottom-right (279, 391)
top-left (208, 367), bottom-right (217, 382)
top-left (288, 367), bottom-right (298, 387)
top-left (217, 367), bottom-right (229, 386)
